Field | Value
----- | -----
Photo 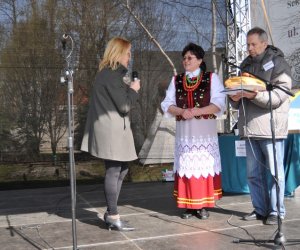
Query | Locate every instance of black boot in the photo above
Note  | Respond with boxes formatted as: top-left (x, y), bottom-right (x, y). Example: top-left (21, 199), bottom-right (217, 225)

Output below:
top-left (181, 209), bottom-right (196, 219)
top-left (195, 208), bottom-right (209, 219)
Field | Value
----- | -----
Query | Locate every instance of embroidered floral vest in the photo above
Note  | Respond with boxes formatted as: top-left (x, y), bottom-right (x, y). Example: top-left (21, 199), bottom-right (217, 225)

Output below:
top-left (175, 71), bottom-right (216, 121)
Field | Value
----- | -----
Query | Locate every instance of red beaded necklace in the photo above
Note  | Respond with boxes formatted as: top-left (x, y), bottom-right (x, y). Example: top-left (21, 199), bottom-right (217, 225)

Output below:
top-left (182, 72), bottom-right (203, 108)
top-left (183, 72), bottom-right (203, 91)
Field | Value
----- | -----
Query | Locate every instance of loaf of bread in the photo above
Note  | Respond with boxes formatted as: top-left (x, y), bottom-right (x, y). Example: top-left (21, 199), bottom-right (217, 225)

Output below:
top-left (225, 76), bottom-right (266, 91)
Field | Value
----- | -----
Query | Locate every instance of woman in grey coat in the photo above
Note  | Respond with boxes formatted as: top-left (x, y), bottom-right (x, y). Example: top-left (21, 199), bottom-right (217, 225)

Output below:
top-left (81, 37), bottom-right (140, 231)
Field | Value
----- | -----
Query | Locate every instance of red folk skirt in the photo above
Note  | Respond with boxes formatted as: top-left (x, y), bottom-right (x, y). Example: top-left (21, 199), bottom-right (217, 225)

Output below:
top-left (173, 173), bottom-right (222, 209)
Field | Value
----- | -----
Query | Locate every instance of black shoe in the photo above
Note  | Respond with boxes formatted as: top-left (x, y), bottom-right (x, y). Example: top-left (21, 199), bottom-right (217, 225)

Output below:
top-left (104, 212), bottom-right (129, 224)
top-left (243, 211), bottom-right (265, 221)
top-left (104, 216), bottom-right (135, 231)
top-left (103, 211), bottom-right (108, 221)
top-left (265, 215), bottom-right (278, 225)
top-left (195, 208), bottom-right (209, 220)
top-left (181, 209), bottom-right (195, 219)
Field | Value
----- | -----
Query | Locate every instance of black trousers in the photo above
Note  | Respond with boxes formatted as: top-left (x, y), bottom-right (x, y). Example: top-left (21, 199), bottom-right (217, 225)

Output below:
top-left (103, 160), bottom-right (128, 215)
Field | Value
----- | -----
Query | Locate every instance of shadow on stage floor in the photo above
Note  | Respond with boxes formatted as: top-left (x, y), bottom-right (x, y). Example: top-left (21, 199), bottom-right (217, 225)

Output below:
top-left (1, 182), bottom-right (300, 250)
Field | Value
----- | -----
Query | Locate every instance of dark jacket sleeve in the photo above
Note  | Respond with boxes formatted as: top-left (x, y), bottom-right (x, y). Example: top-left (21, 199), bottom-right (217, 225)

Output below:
top-left (104, 71), bottom-right (139, 116)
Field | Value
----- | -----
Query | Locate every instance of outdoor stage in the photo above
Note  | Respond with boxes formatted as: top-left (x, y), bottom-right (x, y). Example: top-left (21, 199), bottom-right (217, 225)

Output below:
top-left (1, 182), bottom-right (300, 250)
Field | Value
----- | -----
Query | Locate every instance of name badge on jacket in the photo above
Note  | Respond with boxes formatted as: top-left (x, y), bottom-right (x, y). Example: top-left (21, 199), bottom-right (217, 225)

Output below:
top-left (263, 61), bottom-right (274, 71)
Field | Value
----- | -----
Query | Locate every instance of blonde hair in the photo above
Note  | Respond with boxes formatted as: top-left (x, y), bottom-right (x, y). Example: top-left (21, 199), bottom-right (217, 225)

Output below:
top-left (99, 37), bottom-right (131, 70)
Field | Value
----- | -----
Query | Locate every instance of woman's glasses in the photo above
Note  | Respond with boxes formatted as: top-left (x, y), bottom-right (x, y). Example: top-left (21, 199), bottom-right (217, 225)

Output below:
top-left (182, 56), bottom-right (197, 61)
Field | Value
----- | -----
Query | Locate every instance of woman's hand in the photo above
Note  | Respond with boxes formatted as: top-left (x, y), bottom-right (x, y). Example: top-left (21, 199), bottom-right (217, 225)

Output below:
top-left (130, 79), bottom-right (140, 92)
top-left (191, 107), bottom-right (202, 116)
top-left (182, 109), bottom-right (194, 120)
top-left (191, 104), bottom-right (220, 116)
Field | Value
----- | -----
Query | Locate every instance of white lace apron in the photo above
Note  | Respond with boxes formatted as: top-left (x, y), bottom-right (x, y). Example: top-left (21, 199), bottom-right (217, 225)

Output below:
top-left (174, 118), bottom-right (222, 179)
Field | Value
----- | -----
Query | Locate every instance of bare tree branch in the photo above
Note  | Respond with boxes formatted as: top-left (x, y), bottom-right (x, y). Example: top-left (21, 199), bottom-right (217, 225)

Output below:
top-left (160, 0), bottom-right (211, 46)
top-left (123, 0), bottom-right (177, 76)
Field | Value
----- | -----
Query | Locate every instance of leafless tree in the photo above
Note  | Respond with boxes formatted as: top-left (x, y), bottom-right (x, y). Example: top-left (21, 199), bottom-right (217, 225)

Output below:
top-left (0, 0), bottom-right (65, 158)
top-left (0, 0), bottom-right (228, 161)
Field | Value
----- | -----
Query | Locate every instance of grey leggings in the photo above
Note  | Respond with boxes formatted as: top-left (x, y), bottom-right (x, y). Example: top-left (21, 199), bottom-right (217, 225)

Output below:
top-left (104, 160), bottom-right (129, 215)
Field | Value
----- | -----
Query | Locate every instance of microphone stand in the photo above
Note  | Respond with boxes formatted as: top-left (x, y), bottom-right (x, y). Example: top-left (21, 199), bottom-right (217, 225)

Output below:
top-left (224, 58), bottom-right (299, 247)
top-left (60, 34), bottom-right (78, 250)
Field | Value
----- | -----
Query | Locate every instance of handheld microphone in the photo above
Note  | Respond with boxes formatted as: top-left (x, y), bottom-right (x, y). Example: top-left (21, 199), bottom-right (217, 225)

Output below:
top-left (61, 34), bottom-right (68, 50)
top-left (132, 71), bottom-right (139, 81)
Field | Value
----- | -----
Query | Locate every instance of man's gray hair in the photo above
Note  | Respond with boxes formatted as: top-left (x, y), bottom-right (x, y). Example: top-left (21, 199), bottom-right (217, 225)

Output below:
top-left (247, 27), bottom-right (268, 42)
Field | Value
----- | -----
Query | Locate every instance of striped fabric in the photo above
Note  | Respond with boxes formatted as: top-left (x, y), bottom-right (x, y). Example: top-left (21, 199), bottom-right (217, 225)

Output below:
top-left (174, 173), bottom-right (222, 209)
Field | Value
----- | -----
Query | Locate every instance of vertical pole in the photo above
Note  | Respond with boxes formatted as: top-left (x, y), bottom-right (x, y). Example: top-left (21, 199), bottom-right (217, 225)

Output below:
top-left (62, 34), bottom-right (78, 250)
top-left (67, 71), bottom-right (77, 250)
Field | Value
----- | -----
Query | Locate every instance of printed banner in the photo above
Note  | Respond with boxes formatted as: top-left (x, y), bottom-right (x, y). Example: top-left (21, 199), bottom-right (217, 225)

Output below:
top-left (251, 1), bottom-right (300, 87)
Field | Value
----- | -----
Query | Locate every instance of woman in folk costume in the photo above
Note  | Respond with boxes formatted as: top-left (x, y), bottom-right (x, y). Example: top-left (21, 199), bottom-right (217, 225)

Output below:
top-left (161, 43), bottom-right (225, 219)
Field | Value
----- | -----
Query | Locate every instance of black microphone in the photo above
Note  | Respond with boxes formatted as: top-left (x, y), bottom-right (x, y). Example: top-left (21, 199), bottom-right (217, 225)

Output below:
top-left (61, 34), bottom-right (68, 50)
top-left (221, 54), bottom-right (235, 63)
top-left (221, 54), bottom-right (228, 63)
top-left (132, 71), bottom-right (138, 81)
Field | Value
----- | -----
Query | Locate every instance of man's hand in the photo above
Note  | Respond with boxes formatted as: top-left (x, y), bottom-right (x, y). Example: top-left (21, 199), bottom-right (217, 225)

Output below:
top-left (242, 72), bottom-right (255, 78)
top-left (229, 92), bottom-right (243, 101)
top-left (229, 90), bottom-right (258, 101)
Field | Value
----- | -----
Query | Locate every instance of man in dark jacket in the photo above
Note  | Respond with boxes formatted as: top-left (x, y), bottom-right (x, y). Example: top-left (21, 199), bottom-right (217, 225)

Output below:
top-left (229, 27), bottom-right (292, 225)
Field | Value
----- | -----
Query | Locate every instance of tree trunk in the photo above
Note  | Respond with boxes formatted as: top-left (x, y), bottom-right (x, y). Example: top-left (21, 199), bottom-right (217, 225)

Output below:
top-left (211, 1), bottom-right (217, 73)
